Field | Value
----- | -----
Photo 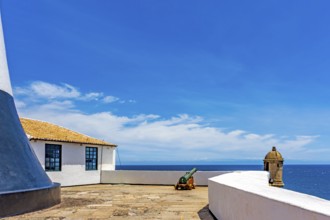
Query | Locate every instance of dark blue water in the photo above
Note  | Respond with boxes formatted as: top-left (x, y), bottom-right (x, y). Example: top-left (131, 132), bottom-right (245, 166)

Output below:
top-left (116, 164), bottom-right (330, 200)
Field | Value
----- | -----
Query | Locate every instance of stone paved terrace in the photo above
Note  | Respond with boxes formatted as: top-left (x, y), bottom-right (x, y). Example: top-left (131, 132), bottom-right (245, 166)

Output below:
top-left (5, 184), bottom-right (215, 220)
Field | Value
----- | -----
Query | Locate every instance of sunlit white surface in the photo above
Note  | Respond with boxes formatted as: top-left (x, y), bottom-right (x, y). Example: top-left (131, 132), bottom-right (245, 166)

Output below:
top-left (209, 171), bottom-right (330, 220)
top-left (0, 13), bottom-right (12, 96)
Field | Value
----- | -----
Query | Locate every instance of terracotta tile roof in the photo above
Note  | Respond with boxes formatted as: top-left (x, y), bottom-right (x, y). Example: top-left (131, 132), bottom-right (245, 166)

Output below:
top-left (20, 118), bottom-right (117, 147)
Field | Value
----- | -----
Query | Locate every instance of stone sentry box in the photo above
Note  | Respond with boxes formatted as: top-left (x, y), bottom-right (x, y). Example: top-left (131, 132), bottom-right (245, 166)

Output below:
top-left (263, 146), bottom-right (284, 187)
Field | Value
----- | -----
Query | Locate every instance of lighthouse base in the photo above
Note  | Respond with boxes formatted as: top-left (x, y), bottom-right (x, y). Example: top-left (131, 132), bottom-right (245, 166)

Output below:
top-left (0, 183), bottom-right (61, 217)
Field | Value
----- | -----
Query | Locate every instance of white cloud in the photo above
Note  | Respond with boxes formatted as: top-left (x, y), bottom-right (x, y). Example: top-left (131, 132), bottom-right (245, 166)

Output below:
top-left (81, 92), bottom-right (104, 101)
top-left (15, 98), bottom-right (318, 162)
top-left (37, 100), bottom-right (76, 111)
top-left (13, 81), bottom-right (319, 163)
top-left (14, 100), bottom-right (26, 108)
top-left (118, 99), bottom-right (137, 104)
top-left (13, 81), bottom-right (133, 105)
top-left (15, 81), bottom-right (80, 99)
top-left (103, 96), bottom-right (119, 103)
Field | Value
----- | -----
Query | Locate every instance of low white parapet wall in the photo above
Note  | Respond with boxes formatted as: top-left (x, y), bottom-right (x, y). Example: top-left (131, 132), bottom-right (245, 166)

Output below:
top-left (209, 171), bottom-right (330, 220)
top-left (101, 170), bottom-right (228, 186)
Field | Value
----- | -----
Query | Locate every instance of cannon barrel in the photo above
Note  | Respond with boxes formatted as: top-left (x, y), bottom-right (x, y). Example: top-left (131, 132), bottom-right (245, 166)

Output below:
top-left (179, 168), bottom-right (197, 184)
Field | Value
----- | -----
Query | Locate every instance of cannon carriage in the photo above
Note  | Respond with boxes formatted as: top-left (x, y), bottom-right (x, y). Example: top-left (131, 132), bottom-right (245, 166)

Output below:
top-left (175, 168), bottom-right (197, 190)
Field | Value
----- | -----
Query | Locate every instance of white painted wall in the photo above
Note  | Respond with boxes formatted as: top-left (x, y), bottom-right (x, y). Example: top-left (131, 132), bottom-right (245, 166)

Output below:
top-left (101, 146), bottom-right (116, 170)
top-left (209, 171), bottom-right (330, 220)
top-left (30, 140), bottom-right (116, 186)
top-left (0, 12), bottom-right (13, 96)
top-left (101, 170), bottom-right (228, 186)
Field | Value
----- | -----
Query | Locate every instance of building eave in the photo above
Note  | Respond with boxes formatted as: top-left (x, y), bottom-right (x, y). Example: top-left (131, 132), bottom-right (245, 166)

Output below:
top-left (29, 137), bottom-right (117, 148)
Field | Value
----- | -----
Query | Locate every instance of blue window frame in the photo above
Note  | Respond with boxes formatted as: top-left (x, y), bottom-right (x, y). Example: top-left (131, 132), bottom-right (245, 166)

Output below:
top-left (86, 147), bottom-right (98, 170)
top-left (45, 144), bottom-right (62, 171)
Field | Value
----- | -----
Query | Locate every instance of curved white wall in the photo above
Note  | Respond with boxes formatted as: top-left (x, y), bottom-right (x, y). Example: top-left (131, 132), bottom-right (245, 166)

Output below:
top-left (209, 171), bottom-right (330, 220)
top-left (0, 13), bottom-right (13, 96)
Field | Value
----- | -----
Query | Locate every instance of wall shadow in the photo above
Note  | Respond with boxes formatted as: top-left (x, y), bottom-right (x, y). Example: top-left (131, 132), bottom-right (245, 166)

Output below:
top-left (198, 204), bottom-right (217, 220)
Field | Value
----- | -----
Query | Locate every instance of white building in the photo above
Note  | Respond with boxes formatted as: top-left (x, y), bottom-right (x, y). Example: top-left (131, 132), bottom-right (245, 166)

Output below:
top-left (20, 118), bottom-right (117, 186)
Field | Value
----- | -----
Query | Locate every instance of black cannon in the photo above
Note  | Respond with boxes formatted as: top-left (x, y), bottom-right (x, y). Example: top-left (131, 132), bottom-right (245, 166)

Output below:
top-left (175, 168), bottom-right (197, 190)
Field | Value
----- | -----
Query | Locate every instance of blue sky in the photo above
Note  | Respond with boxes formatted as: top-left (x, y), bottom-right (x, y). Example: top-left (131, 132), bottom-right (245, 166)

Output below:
top-left (2, 1), bottom-right (330, 164)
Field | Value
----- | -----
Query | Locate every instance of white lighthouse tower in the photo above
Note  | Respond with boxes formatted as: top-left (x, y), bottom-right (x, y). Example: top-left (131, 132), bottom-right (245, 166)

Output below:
top-left (0, 12), bottom-right (61, 217)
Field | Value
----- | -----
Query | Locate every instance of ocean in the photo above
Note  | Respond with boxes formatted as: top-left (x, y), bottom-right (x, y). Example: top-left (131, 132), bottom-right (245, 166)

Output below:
top-left (116, 164), bottom-right (330, 200)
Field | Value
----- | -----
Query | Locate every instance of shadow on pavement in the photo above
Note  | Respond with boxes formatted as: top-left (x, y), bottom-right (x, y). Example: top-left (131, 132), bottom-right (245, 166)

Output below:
top-left (198, 204), bottom-right (217, 220)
